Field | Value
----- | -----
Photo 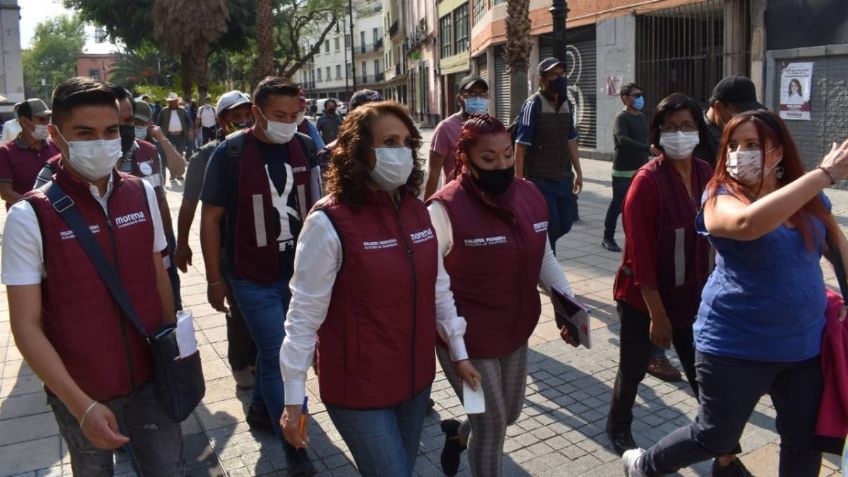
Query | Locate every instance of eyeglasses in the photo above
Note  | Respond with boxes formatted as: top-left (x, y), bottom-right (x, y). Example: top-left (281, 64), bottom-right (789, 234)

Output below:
top-left (659, 123), bottom-right (699, 133)
top-left (462, 92), bottom-right (489, 99)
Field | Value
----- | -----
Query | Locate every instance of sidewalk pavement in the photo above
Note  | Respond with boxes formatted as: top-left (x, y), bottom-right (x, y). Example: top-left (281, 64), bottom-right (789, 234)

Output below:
top-left (0, 143), bottom-right (845, 476)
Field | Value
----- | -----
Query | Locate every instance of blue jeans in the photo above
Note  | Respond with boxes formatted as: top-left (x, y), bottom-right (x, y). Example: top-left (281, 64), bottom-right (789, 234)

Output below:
top-left (229, 275), bottom-right (293, 451)
top-left (530, 176), bottom-right (575, 253)
top-left (326, 386), bottom-right (431, 477)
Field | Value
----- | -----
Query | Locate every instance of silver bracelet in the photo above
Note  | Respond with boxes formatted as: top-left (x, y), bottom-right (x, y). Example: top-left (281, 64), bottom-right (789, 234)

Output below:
top-left (79, 401), bottom-right (98, 428)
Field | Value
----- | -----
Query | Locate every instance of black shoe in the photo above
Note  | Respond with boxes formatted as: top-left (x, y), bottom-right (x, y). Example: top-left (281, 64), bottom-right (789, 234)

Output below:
top-left (440, 419), bottom-right (466, 476)
top-left (601, 239), bottom-right (622, 252)
top-left (428, 398), bottom-right (435, 410)
top-left (712, 458), bottom-right (753, 477)
top-left (285, 447), bottom-right (316, 477)
top-left (245, 405), bottom-right (274, 435)
top-left (606, 427), bottom-right (637, 456)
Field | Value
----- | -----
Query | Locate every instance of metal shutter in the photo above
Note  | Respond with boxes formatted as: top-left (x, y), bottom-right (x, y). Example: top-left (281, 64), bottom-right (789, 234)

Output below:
top-left (476, 54), bottom-right (488, 83)
top-left (494, 46), bottom-right (511, 124)
top-left (539, 26), bottom-right (597, 149)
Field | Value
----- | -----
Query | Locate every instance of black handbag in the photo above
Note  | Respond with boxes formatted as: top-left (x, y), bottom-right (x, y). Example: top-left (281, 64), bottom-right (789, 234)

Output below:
top-left (45, 182), bottom-right (205, 422)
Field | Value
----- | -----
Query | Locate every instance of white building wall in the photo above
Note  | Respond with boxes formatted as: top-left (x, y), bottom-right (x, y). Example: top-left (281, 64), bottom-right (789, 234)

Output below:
top-left (0, 0), bottom-right (23, 112)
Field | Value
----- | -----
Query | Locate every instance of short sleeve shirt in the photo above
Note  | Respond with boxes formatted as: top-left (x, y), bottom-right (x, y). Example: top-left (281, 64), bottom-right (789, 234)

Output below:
top-left (0, 138), bottom-right (60, 202)
top-left (431, 113), bottom-right (465, 177)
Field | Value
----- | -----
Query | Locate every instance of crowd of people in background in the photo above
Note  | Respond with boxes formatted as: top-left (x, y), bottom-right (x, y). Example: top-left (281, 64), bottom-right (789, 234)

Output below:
top-left (1, 58), bottom-right (847, 477)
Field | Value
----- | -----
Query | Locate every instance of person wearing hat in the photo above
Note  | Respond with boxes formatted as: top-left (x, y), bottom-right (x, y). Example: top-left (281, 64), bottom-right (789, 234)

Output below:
top-left (701, 75), bottom-right (765, 167)
top-left (0, 98), bottom-right (59, 208)
top-left (156, 92), bottom-right (194, 164)
top-left (131, 99), bottom-right (187, 181)
top-left (195, 96), bottom-right (218, 145)
top-left (514, 58), bottom-right (583, 254)
top-left (175, 90), bottom-right (259, 396)
top-left (424, 75), bottom-right (490, 199)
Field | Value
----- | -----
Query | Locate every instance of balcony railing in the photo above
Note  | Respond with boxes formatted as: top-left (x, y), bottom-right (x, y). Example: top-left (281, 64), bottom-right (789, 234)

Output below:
top-left (357, 41), bottom-right (384, 54)
top-left (389, 20), bottom-right (399, 37)
top-left (359, 73), bottom-right (385, 84)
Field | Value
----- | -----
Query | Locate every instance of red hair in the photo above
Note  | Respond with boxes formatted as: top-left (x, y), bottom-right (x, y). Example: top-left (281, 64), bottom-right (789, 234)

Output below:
top-left (449, 114), bottom-right (510, 180)
top-left (707, 110), bottom-right (838, 250)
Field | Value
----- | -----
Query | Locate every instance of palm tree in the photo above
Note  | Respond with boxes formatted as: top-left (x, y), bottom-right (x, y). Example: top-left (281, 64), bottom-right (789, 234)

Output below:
top-left (110, 43), bottom-right (176, 88)
top-left (257, 0), bottom-right (274, 77)
top-left (505, 0), bottom-right (533, 119)
top-left (153, 0), bottom-right (230, 99)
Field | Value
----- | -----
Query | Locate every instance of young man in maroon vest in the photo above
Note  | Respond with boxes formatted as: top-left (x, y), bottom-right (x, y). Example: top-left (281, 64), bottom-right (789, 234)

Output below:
top-left (200, 77), bottom-right (321, 476)
top-left (3, 77), bottom-right (182, 475)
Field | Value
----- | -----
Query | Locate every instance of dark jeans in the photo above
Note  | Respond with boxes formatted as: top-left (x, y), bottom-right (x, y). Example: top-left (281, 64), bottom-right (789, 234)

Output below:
top-left (326, 385), bottom-right (431, 477)
top-left (608, 301), bottom-right (698, 433)
top-left (603, 176), bottom-right (632, 241)
top-left (200, 126), bottom-right (217, 145)
top-left (225, 298), bottom-right (256, 371)
top-left (642, 352), bottom-right (823, 477)
top-left (47, 383), bottom-right (184, 476)
top-left (530, 176), bottom-right (575, 254)
top-left (167, 133), bottom-right (187, 159)
top-left (165, 228), bottom-right (182, 311)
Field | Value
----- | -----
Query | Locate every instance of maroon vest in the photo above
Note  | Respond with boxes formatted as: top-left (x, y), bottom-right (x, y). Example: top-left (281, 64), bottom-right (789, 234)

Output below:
top-left (315, 189), bottom-right (437, 408)
top-left (127, 140), bottom-right (162, 184)
top-left (614, 156), bottom-right (713, 328)
top-left (25, 167), bottom-right (163, 401)
top-left (234, 129), bottom-right (314, 283)
top-left (430, 174), bottom-right (549, 358)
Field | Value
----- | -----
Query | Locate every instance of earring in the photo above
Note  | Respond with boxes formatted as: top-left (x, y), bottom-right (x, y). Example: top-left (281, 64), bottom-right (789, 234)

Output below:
top-left (775, 166), bottom-right (785, 179)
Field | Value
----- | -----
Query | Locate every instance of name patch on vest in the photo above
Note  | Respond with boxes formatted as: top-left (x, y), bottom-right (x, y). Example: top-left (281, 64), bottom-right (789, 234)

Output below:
top-left (533, 221), bottom-right (549, 233)
top-left (115, 211), bottom-right (147, 228)
top-left (291, 165), bottom-right (308, 174)
top-left (363, 238), bottom-right (399, 250)
top-left (59, 224), bottom-right (101, 240)
top-left (464, 235), bottom-right (508, 247)
top-left (409, 228), bottom-right (435, 244)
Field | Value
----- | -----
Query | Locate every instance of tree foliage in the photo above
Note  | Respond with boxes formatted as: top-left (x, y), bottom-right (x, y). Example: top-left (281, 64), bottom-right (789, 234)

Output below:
top-left (274, 0), bottom-right (345, 79)
top-left (506, 0), bottom-right (533, 118)
top-left (22, 14), bottom-right (87, 102)
top-left (109, 42), bottom-right (179, 89)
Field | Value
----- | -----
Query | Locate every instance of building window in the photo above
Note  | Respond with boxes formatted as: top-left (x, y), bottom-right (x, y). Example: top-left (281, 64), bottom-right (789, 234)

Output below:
top-left (325, 40), bottom-right (330, 53)
top-left (317, 69), bottom-right (322, 82)
top-left (372, 27), bottom-right (379, 44)
top-left (361, 60), bottom-right (367, 75)
top-left (336, 65), bottom-right (342, 79)
top-left (360, 31), bottom-right (365, 48)
top-left (440, 15), bottom-right (452, 58)
top-left (374, 59), bottom-right (381, 73)
top-left (326, 66), bottom-right (331, 80)
top-left (89, 69), bottom-right (101, 81)
top-left (94, 26), bottom-right (107, 43)
top-left (335, 37), bottom-right (340, 51)
top-left (473, 0), bottom-right (487, 25)
top-left (315, 41), bottom-right (321, 55)
top-left (454, 4), bottom-right (469, 53)
top-left (347, 62), bottom-right (352, 78)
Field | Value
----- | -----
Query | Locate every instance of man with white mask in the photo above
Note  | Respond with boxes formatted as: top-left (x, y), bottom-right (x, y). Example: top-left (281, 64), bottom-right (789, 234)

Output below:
top-left (199, 76), bottom-right (320, 477)
top-left (0, 98), bottom-right (59, 208)
top-left (2, 77), bottom-right (182, 475)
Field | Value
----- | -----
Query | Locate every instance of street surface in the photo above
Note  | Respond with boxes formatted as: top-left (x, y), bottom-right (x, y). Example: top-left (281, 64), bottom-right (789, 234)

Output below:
top-left (0, 128), bottom-right (844, 476)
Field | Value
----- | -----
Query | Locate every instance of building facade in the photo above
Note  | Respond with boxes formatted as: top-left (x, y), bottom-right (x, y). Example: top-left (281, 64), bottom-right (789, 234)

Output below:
top-left (297, 23), bottom-right (353, 102)
top-left (76, 26), bottom-right (120, 83)
top-left (0, 0), bottom-right (24, 115)
top-left (405, 0), bottom-right (440, 126)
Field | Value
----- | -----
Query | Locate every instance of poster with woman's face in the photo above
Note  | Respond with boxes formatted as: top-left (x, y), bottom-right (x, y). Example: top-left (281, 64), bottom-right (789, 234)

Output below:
top-left (779, 62), bottom-right (813, 120)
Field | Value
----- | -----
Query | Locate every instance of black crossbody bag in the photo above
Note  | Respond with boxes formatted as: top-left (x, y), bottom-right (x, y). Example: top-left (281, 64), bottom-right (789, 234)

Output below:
top-left (44, 182), bottom-right (204, 422)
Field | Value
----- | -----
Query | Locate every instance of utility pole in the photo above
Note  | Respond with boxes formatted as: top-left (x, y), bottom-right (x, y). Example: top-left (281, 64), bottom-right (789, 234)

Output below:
top-left (550, 0), bottom-right (568, 62)
top-left (348, 0), bottom-right (357, 94)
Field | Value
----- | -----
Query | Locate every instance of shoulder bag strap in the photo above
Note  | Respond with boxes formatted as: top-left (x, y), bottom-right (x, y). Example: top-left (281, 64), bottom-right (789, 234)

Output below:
top-left (43, 182), bottom-right (150, 339)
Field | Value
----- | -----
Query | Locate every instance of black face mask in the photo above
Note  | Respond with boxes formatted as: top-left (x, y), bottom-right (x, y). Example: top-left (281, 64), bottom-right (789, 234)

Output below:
top-left (119, 125), bottom-right (135, 155)
top-left (471, 163), bottom-right (515, 194)
top-left (548, 76), bottom-right (568, 96)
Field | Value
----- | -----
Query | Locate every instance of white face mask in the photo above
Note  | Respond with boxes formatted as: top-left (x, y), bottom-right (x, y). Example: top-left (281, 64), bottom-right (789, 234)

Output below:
top-left (659, 131), bottom-right (700, 160)
top-left (726, 149), bottom-right (782, 185)
top-left (32, 124), bottom-right (49, 141)
top-left (58, 131), bottom-right (122, 181)
top-left (370, 147), bottom-right (414, 191)
top-left (258, 109), bottom-right (297, 144)
top-left (134, 126), bottom-right (148, 141)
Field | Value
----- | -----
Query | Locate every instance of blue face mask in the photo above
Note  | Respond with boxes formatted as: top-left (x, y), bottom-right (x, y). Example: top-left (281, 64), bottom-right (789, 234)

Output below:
top-left (464, 97), bottom-right (488, 115)
top-left (633, 96), bottom-right (645, 111)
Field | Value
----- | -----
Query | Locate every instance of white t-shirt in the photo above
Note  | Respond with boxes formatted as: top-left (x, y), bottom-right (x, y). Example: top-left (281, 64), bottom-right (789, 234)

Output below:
top-left (199, 105), bottom-right (216, 128)
top-left (168, 110), bottom-right (183, 133)
top-left (1, 177), bottom-right (167, 286)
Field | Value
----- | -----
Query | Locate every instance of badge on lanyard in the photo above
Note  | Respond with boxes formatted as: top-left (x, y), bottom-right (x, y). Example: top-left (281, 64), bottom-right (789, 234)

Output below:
top-left (139, 162), bottom-right (153, 176)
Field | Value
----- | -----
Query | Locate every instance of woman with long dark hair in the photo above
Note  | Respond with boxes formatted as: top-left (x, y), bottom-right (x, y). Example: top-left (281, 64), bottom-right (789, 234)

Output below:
top-left (429, 115), bottom-right (575, 476)
top-left (623, 110), bottom-right (848, 476)
top-left (278, 101), bottom-right (480, 477)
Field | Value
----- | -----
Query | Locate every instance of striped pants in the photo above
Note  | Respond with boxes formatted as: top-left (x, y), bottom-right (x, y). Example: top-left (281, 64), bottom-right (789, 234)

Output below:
top-left (436, 343), bottom-right (528, 477)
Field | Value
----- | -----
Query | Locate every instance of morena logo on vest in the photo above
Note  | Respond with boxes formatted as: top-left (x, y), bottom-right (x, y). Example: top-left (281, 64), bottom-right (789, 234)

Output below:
top-left (115, 211), bottom-right (147, 228)
top-left (533, 221), bottom-right (549, 233)
top-left (409, 228), bottom-right (435, 244)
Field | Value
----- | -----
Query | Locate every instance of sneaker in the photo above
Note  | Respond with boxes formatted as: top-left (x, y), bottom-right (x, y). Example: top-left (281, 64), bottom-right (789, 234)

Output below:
top-left (601, 239), bottom-right (622, 252)
top-left (622, 448), bottom-right (647, 477)
top-left (646, 356), bottom-right (683, 382)
top-left (232, 367), bottom-right (255, 390)
top-left (712, 457), bottom-right (754, 477)
top-left (285, 447), bottom-right (316, 477)
top-left (246, 405), bottom-right (274, 435)
top-left (440, 419), bottom-right (466, 476)
top-left (607, 427), bottom-right (638, 456)
top-left (428, 397), bottom-right (435, 410)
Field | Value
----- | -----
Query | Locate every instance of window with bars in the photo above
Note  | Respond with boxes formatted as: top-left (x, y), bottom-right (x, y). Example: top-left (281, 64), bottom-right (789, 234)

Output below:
top-left (440, 15), bottom-right (452, 58)
top-left (454, 4), bottom-right (469, 53)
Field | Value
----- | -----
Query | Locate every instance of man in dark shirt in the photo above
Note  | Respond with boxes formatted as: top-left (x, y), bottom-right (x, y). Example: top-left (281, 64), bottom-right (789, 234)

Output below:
top-left (701, 75), bottom-right (764, 166)
top-left (603, 83), bottom-right (649, 252)
top-left (315, 99), bottom-right (342, 144)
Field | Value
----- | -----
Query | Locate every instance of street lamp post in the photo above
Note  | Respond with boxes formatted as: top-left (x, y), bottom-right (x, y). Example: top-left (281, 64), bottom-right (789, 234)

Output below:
top-left (550, 0), bottom-right (568, 62)
top-left (348, 0), bottom-right (357, 95)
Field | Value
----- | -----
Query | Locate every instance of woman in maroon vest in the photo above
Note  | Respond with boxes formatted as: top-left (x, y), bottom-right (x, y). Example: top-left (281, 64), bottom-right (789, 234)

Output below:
top-left (278, 101), bottom-right (480, 477)
top-left (428, 115), bottom-right (576, 476)
top-left (608, 93), bottom-right (748, 476)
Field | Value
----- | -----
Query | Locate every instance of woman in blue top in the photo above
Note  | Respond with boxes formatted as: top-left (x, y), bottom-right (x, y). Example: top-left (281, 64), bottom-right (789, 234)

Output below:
top-left (624, 110), bottom-right (848, 477)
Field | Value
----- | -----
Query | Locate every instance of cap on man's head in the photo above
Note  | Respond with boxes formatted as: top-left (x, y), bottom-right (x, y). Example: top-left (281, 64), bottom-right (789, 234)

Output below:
top-left (349, 89), bottom-right (383, 110)
top-left (216, 90), bottom-right (252, 117)
top-left (17, 98), bottom-right (51, 118)
top-left (166, 92), bottom-right (179, 101)
top-left (133, 99), bottom-right (152, 123)
top-left (537, 57), bottom-right (567, 75)
top-left (711, 75), bottom-right (764, 112)
top-left (459, 75), bottom-right (488, 92)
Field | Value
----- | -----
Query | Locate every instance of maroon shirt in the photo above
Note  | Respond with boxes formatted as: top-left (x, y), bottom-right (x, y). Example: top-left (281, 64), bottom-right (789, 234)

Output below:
top-left (0, 136), bottom-right (60, 206)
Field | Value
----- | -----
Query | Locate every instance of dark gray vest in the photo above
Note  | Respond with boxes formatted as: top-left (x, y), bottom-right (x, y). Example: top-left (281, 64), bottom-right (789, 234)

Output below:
top-left (525, 92), bottom-right (574, 181)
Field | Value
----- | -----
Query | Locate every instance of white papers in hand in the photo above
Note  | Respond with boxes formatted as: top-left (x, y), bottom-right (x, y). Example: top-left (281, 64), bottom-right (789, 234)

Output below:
top-left (175, 310), bottom-right (198, 359)
top-left (463, 380), bottom-right (485, 415)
